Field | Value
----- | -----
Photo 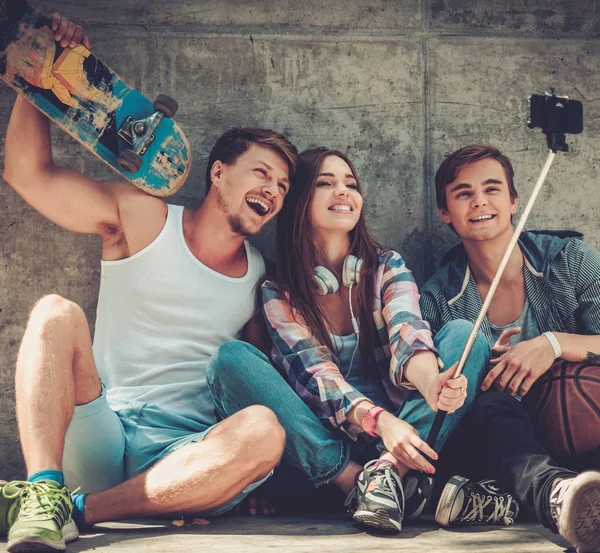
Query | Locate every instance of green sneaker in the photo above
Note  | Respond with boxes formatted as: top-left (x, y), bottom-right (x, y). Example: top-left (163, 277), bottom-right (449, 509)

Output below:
top-left (6, 480), bottom-right (79, 552)
top-left (0, 481), bottom-right (21, 537)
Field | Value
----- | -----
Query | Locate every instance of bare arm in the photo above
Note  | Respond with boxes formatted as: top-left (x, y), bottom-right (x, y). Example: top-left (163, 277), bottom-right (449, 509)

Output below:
top-left (3, 14), bottom-right (165, 256)
top-left (3, 95), bottom-right (123, 237)
top-left (483, 333), bottom-right (600, 397)
top-left (2, 14), bottom-right (123, 236)
top-left (402, 350), bottom-right (440, 393)
top-left (555, 333), bottom-right (600, 365)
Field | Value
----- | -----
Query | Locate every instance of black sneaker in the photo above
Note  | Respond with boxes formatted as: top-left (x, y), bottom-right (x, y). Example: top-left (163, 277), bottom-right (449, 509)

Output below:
top-left (550, 471), bottom-right (600, 553)
top-left (352, 460), bottom-right (404, 532)
top-left (435, 475), bottom-right (519, 527)
top-left (403, 471), bottom-right (434, 521)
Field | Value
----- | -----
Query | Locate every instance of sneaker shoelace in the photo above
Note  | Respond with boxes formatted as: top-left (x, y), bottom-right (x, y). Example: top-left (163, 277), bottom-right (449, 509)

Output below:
top-left (344, 486), bottom-right (358, 513)
top-left (462, 492), bottom-right (515, 525)
top-left (365, 462), bottom-right (405, 514)
top-left (3, 482), bottom-right (73, 525)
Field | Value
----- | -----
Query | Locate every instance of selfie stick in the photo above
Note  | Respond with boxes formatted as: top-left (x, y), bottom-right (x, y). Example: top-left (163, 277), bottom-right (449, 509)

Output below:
top-left (425, 150), bottom-right (557, 449)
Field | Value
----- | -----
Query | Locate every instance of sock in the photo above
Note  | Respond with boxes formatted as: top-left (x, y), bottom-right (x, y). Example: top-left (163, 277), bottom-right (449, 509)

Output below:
top-left (28, 470), bottom-right (64, 486)
top-left (71, 493), bottom-right (88, 530)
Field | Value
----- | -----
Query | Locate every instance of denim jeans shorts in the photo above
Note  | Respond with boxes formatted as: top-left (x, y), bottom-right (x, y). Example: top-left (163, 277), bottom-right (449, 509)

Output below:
top-left (62, 384), bottom-right (269, 515)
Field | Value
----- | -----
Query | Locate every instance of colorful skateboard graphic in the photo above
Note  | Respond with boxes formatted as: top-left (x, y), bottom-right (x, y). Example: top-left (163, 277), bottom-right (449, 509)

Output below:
top-left (0, 0), bottom-right (191, 196)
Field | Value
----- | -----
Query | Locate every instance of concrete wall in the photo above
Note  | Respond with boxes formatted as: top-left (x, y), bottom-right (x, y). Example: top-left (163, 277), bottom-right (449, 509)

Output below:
top-left (1, 0), bottom-right (599, 478)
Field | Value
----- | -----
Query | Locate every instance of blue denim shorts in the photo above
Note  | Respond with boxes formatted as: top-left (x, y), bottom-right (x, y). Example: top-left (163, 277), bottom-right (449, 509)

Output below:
top-left (62, 385), bottom-right (269, 515)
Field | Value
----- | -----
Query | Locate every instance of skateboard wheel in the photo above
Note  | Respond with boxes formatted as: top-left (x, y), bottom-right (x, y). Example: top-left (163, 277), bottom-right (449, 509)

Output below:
top-left (153, 94), bottom-right (178, 118)
top-left (118, 150), bottom-right (143, 173)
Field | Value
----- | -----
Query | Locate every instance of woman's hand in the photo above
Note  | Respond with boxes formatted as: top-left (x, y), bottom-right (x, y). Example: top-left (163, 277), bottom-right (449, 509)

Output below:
top-left (375, 412), bottom-right (438, 473)
top-left (422, 361), bottom-right (467, 414)
top-left (50, 13), bottom-right (92, 50)
top-left (402, 352), bottom-right (466, 413)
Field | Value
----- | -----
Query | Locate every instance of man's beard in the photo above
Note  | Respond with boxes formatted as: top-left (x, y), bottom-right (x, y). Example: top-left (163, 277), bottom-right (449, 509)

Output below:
top-left (216, 187), bottom-right (258, 236)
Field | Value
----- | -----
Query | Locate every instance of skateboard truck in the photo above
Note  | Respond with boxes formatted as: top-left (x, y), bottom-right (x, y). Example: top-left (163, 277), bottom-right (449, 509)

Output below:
top-left (118, 113), bottom-right (160, 156)
top-left (117, 94), bottom-right (178, 173)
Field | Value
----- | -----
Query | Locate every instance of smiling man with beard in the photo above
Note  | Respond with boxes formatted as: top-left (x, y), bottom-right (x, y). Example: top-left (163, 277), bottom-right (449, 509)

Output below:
top-left (0, 15), bottom-right (297, 553)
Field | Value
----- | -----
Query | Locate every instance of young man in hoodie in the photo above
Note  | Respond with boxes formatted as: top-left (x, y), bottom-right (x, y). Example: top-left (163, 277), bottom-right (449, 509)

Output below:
top-left (420, 144), bottom-right (600, 553)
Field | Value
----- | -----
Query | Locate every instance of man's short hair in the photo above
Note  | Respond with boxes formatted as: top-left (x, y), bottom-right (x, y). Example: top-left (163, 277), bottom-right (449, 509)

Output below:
top-left (435, 144), bottom-right (518, 211)
top-left (205, 128), bottom-right (297, 195)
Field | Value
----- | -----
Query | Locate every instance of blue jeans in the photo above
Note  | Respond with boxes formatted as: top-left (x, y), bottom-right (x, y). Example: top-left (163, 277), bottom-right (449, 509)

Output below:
top-left (207, 319), bottom-right (490, 488)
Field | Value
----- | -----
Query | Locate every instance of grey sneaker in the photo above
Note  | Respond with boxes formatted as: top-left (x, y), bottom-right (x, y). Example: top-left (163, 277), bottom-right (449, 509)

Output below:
top-left (550, 471), bottom-right (600, 553)
top-left (352, 460), bottom-right (404, 532)
top-left (435, 475), bottom-right (519, 527)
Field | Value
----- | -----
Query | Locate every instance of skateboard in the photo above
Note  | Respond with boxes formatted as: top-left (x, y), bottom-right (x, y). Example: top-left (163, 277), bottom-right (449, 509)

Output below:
top-left (0, 0), bottom-right (191, 196)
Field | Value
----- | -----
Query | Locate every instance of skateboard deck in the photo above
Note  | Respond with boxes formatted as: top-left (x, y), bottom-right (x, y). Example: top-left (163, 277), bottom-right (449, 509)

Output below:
top-left (0, 0), bottom-right (191, 196)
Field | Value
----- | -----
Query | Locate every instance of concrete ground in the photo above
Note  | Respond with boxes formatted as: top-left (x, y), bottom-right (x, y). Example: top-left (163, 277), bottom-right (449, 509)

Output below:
top-left (58, 515), bottom-right (573, 553)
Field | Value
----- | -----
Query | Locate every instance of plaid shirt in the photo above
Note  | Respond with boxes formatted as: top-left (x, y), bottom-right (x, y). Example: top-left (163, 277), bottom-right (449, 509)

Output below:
top-left (261, 250), bottom-right (436, 438)
top-left (420, 231), bottom-right (600, 342)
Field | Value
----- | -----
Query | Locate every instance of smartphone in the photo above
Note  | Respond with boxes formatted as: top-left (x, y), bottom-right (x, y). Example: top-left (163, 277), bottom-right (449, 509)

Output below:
top-left (528, 91), bottom-right (583, 151)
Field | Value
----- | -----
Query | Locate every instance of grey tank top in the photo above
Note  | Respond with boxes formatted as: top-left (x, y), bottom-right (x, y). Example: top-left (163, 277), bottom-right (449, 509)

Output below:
top-left (488, 297), bottom-right (542, 346)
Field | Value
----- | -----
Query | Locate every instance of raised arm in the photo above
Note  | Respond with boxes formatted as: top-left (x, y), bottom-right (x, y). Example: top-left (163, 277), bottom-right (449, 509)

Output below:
top-left (3, 96), bottom-right (122, 236)
top-left (2, 15), bottom-right (165, 258)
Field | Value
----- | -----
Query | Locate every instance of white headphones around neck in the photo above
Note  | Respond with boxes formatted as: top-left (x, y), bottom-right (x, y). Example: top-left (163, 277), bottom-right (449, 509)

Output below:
top-left (313, 255), bottom-right (362, 296)
top-left (313, 255), bottom-right (363, 376)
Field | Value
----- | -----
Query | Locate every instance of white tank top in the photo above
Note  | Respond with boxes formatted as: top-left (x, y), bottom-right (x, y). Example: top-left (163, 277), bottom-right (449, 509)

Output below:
top-left (92, 204), bottom-right (265, 427)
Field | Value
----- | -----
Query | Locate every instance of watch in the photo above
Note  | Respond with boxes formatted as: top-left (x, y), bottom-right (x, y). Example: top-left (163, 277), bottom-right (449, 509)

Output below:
top-left (361, 406), bottom-right (385, 437)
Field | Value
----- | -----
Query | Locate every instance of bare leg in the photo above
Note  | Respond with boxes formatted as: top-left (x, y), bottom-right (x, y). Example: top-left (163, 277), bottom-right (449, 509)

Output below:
top-left (84, 405), bottom-right (285, 524)
top-left (380, 451), bottom-right (410, 477)
top-left (15, 295), bottom-right (286, 523)
top-left (332, 455), bottom-right (410, 495)
top-left (333, 461), bottom-right (363, 494)
top-left (15, 295), bottom-right (101, 475)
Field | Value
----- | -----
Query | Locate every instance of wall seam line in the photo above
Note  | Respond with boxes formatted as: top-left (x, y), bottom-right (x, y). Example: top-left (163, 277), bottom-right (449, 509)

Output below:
top-left (422, 37), bottom-right (433, 279)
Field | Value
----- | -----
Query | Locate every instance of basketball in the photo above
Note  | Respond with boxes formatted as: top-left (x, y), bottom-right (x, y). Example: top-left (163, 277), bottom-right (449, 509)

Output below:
top-left (523, 360), bottom-right (600, 459)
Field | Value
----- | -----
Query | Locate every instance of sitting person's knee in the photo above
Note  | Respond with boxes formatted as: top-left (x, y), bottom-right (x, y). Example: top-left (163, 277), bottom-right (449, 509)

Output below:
top-left (31, 294), bottom-right (83, 323)
top-left (441, 320), bottom-right (491, 381)
top-left (473, 331), bottom-right (491, 366)
top-left (442, 319), bottom-right (475, 337)
top-left (441, 319), bottom-right (488, 347)
top-left (27, 294), bottom-right (86, 339)
top-left (471, 390), bottom-right (526, 421)
top-left (240, 405), bottom-right (286, 461)
top-left (207, 340), bottom-right (256, 385)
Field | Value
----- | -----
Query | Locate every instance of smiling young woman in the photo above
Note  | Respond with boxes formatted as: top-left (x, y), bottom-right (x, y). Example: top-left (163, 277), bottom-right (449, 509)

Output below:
top-left (207, 147), bottom-right (500, 533)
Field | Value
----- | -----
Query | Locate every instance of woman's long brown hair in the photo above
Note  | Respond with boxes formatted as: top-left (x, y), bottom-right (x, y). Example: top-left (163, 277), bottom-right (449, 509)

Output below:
top-left (275, 147), bottom-right (383, 378)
